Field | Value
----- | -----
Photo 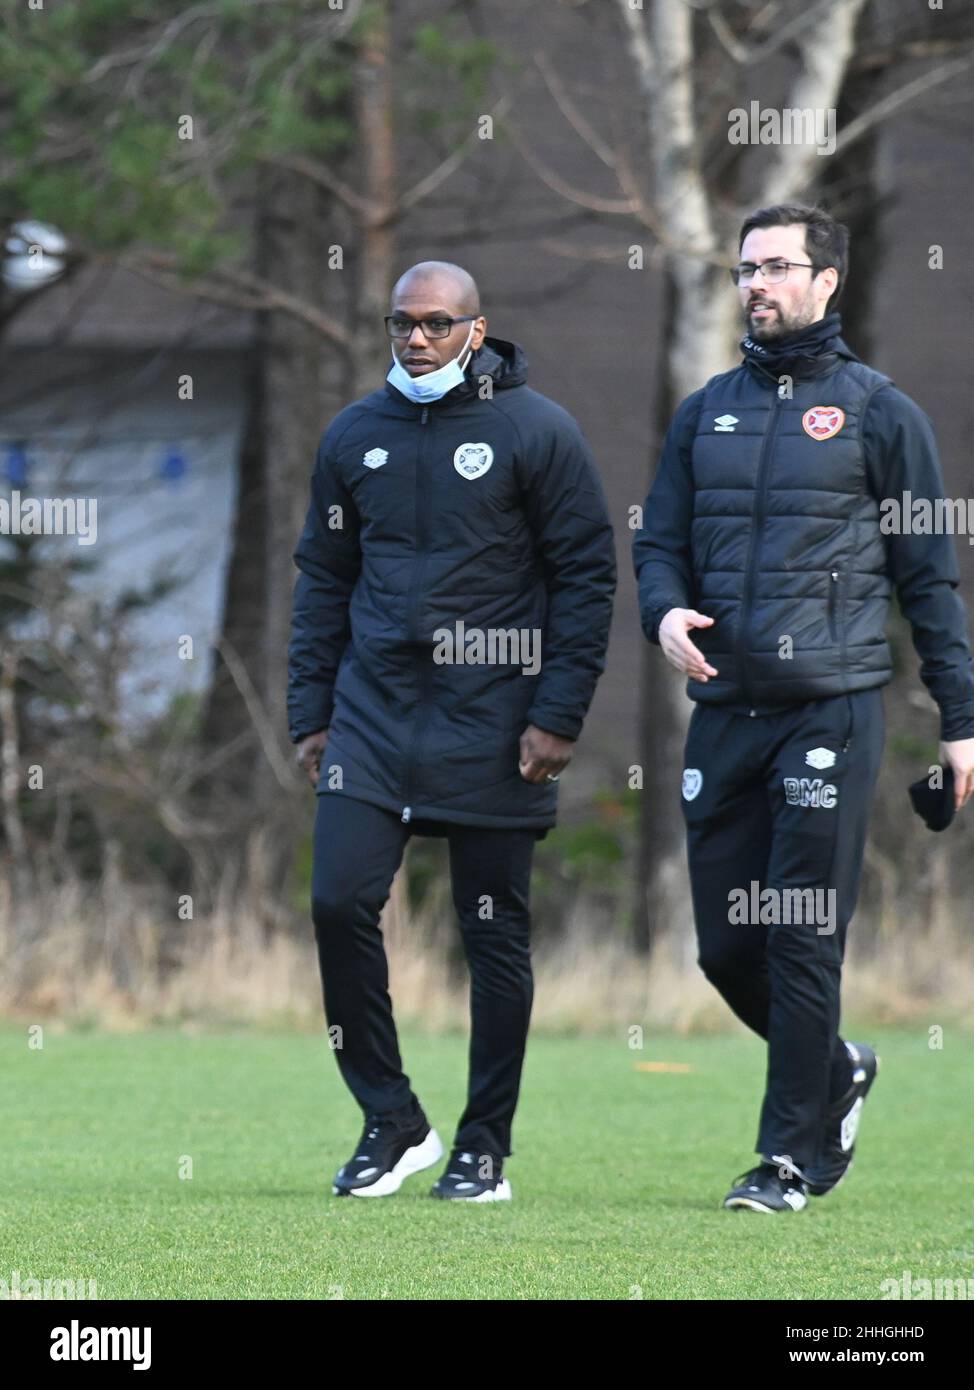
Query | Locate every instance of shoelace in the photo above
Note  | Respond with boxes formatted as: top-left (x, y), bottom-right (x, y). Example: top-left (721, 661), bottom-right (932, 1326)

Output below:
top-left (352, 1115), bottom-right (394, 1161)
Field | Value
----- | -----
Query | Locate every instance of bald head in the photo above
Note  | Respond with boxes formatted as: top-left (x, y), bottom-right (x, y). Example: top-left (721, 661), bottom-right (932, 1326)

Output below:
top-left (387, 260), bottom-right (487, 378)
top-left (391, 261), bottom-right (481, 316)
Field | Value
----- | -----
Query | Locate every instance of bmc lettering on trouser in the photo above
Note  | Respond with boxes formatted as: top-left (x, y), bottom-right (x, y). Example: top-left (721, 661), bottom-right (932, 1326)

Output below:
top-left (783, 776), bottom-right (838, 809)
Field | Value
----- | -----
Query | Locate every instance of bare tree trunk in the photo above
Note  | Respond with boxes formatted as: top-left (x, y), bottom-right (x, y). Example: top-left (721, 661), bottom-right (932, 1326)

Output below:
top-left (350, 0), bottom-right (397, 395)
top-left (621, 0), bottom-right (871, 953)
top-left (0, 646), bottom-right (33, 906)
top-left (195, 1), bottom-right (400, 915)
top-left (196, 163), bottom-right (333, 908)
top-left (199, 327), bottom-right (268, 790)
top-left (251, 167), bottom-right (331, 900)
top-left (622, 2), bottom-right (739, 951)
top-left (819, 68), bottom-right (885, 359)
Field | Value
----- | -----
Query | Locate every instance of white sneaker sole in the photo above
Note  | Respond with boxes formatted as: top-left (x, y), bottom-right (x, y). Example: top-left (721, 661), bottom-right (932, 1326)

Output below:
top-left (723, 1197), bottom-right (778, 1213)
top-left (334, 1127), bottom-right (444, 1198)
top-left (723, 1192), bottom-right (807, 1213)
top-left (440, 1177), bottom-right (513, 1203)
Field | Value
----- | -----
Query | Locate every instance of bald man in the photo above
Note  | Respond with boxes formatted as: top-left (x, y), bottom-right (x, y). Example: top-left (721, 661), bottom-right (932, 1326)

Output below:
top-left (288, 262), bottom-right (616, 1201)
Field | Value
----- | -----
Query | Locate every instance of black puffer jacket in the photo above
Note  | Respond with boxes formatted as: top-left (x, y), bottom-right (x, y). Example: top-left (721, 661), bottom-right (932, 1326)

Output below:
top-left (633, 315), bottom-right (974, 740)
top-left (288, 337), bottom-right (617, 827)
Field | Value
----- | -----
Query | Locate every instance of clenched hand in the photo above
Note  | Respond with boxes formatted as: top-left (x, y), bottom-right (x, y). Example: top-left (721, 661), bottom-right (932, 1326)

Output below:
top-left (296, 729), bottom-right (329, 789)
top-left (939, 737), bottom-right (974, 810)
top-left (518, 724), bottom-right (574, 785)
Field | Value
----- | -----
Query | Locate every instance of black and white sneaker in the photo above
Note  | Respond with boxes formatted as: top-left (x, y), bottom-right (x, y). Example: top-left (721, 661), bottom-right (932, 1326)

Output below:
top-left (332, 1114), bottom-right (443, 1197)
top-left (723, 1160), bottom-right (808, 1213)
top-left (805, 1041), bottom-right (880, 1197)
top-left (430, 1148), bottom-right (511, 1202)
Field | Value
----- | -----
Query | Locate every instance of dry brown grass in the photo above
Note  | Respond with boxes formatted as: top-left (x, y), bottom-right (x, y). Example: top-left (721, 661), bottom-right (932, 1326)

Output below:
top-left (3, 868), bottom-right (973, 1036)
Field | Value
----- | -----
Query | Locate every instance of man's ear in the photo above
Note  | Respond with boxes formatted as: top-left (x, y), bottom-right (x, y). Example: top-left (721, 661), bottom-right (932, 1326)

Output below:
top-left (818, 267), bottom-right (838, 303)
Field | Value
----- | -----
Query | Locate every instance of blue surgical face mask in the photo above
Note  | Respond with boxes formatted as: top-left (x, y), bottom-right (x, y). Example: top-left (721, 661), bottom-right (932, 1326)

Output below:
top-left (386, 321), bottom-right (477, 403)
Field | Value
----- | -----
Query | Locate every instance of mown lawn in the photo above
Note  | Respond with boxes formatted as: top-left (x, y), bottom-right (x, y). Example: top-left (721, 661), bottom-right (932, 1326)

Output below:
top-left (2, 1024), bottom-right (972, 1299)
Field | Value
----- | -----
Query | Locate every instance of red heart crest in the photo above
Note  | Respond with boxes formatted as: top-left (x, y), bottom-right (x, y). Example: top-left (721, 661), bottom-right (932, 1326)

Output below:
top-left (801, 406), bottom-right (845, 440)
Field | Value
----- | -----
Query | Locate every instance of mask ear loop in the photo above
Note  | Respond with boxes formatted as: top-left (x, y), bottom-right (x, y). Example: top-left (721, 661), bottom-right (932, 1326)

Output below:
top-left (458, 319), bottom-right (478, 372)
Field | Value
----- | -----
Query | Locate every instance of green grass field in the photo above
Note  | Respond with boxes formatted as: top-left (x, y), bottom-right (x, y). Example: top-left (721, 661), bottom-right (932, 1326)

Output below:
top-left (3, 1024), bottom-right (973, 1300)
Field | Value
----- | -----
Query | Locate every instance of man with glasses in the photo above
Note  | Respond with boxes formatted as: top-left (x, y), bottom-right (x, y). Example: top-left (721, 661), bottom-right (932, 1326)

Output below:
top-left (288, 260), bottom-right (616, 1201)
top-left (633, 204), bottom-right (974, 1212)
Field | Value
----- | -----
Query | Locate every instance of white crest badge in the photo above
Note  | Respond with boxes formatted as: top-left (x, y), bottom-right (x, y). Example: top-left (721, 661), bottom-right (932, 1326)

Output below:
top-left (682, 768), bottom-right (703, 801)
top-left (454, 442), bottom-right (493, 480)
top-left (805, 746), bottom-right (837, 770)
top-left (363, 448), bottom-right (388, 469)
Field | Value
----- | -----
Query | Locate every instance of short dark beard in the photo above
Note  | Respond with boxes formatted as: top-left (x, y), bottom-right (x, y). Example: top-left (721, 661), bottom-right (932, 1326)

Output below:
top-left (745, 296), bottom-right (819, 341)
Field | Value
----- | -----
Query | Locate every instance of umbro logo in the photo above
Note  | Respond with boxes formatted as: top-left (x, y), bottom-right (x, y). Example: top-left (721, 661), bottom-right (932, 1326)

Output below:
top-left (362, 448), bottom-right (388, 469)
top-left (714, 414), bottom-right (739, 432)
top-left (805, 746), bottom-right (837, 770)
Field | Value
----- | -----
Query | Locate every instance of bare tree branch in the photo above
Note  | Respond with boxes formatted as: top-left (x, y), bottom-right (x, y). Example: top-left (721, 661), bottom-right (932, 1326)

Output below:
top-left (834, 49), bottom-right (974, 157)
top-left (851, 38), bottom-right (974, 73)
top-left (501, 119), bottom-right (638, 215)
top-left (707, 0), bottom-right (854, 67)
top-left (758, 0), bottom-right (868, 206)
top-left (265, 152), bottom-right (376, 219)
top-left (532, 50), bottom-right (617, 168)
top-left (537, 236), bottom-right (660, 266)
top-left (84, 0), bottom-right (361, 85)
top-left (118, 252), bottom-right (351, 346)
top-left (399, 95), bottom-right (513, 211)
top-left (213, 638), bottom-right (300, 792)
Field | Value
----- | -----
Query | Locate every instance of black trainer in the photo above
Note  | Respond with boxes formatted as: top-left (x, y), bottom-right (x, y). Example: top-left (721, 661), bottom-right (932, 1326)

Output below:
top-left (806, 1040), bottom-right (880, 1197)
top-left (723, 1160), bottom-right (808, 1213)
top-left (332, 1112), bottom-right (443, 1197)
top-left (430, 1148), bottom-right (511, 1202)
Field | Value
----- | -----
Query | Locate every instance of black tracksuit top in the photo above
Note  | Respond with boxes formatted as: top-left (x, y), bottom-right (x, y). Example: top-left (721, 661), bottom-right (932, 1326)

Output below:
top-left (287, 337), bottom-right (617, 828)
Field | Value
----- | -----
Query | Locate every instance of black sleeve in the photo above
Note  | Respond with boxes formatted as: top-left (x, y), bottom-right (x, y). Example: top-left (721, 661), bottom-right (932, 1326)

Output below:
top-left (631, 389), bottom-right (704, 644)
top-left (286, 425), bottom-right (363, 744)
top-left (515, 408), bottom-right (617, 742)
top-left (864, 384), bottom-right (974, 742)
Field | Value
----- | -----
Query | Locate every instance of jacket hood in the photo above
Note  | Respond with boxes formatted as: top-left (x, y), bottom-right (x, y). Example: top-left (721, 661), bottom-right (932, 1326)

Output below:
top-left (468, 336), bottom-right (529, 390)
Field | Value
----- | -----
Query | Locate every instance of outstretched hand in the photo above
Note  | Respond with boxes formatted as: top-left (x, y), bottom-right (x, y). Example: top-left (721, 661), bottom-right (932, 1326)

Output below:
top-left (658, 608), bottom-right (719, 682)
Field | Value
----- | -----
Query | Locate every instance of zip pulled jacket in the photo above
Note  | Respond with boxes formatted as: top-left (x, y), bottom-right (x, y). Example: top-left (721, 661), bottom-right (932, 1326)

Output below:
top-left (632, 313), bottom-right (974, 741)
top-left (288, 336), bottom-right (617, 828)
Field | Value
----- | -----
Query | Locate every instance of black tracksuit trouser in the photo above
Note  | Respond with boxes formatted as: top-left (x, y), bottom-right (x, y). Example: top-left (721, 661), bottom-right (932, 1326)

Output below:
top-left (681, 689), bottom-right (885, 1173)
top-left (310, 793), bottom-right (539, 1161)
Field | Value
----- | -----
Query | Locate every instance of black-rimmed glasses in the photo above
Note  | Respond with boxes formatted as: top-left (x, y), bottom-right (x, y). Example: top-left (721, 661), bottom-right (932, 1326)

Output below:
top-left (384, 314), bottom-right (478, 339)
